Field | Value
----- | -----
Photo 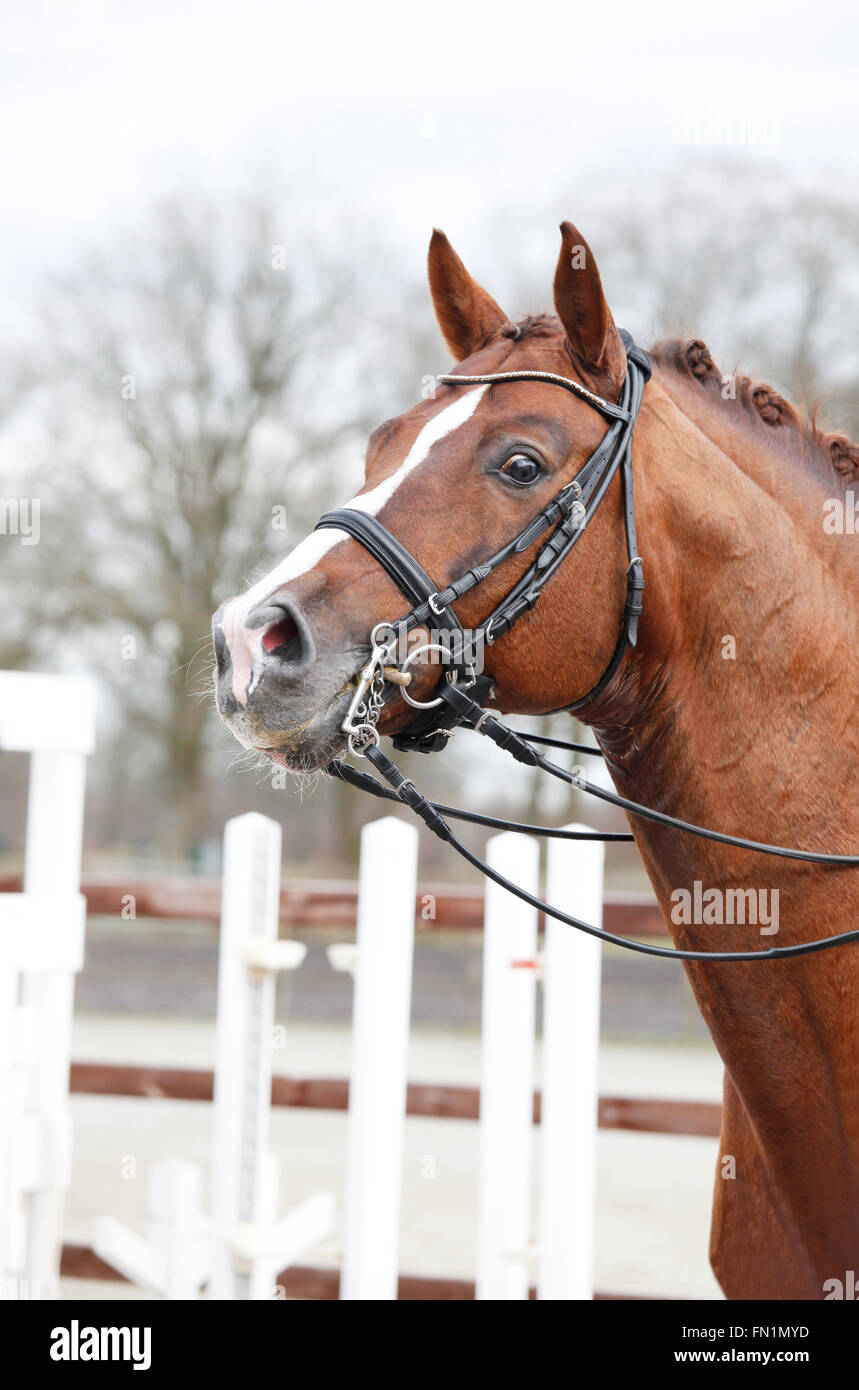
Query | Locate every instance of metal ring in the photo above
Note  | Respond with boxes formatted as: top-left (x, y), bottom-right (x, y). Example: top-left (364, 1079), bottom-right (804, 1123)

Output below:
top-left (400, 642), bottom-right (454, 709)
top-left (370, 621), bottom-right (396, 652)
top-left (347, 725), bottom-right (380, 757)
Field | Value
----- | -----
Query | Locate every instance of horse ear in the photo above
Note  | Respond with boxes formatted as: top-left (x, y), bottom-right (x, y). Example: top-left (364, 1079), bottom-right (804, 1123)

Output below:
top-left (428, 229), bottom-right (508, 361)
top-left (553, 221), bottom-right (626, 392)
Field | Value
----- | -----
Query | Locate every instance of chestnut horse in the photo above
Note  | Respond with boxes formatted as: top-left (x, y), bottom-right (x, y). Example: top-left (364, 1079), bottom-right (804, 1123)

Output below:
top-left (213, 222), bottom-right (859, 1299)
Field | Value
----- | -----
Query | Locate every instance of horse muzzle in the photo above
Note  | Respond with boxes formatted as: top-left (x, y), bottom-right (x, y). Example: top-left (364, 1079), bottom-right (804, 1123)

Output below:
top-left (211, 588), bottom-right (441, 768)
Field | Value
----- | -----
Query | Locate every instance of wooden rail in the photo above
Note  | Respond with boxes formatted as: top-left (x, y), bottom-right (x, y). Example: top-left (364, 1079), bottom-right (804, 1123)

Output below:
top-left (58, 1244), bottom-right (661, 1300)
top-left (68, 1062), bottom-right (721, 1136)
top-left (64, 1060), bottom-right (712, 1300)
top-left (0, 874), bottom-right (667, 937)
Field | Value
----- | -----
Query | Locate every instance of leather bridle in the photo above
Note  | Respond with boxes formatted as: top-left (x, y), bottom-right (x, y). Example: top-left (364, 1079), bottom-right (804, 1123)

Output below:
top-left (317, 329), bottom-right (650, 753)
top-left (313, 332), bottom-right (859, 962)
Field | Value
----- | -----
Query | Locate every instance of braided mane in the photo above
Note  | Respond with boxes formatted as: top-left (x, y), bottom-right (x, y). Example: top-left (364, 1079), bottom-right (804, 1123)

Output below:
top-left (650, 336), bottom-right (859, 488)
top-left (502, 314), bottom-right (858, 487)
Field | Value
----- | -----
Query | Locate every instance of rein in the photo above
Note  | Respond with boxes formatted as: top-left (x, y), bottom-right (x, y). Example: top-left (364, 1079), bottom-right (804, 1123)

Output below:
top-left (315, 334), bottom-right (859, 962)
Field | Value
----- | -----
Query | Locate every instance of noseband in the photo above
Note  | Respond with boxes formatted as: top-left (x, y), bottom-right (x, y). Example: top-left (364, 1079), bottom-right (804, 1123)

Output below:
top-left (314, 333), bottom-right (859, 963)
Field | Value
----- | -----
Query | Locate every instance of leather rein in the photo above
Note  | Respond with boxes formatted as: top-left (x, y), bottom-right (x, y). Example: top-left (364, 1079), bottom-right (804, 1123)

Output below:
top-left (314, 333), bottom-right (859, 963)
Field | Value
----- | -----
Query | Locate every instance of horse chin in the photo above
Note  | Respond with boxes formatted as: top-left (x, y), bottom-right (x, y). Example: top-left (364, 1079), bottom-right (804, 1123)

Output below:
top-left (215, 675), bottom-right (352, 774)
top-left (261, 737), bottom-right (342, 775)
top-left (250, 692), bottom-right (353, 772)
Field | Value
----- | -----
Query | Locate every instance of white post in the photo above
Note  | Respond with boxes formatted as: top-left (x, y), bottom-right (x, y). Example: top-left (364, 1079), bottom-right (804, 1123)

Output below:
top-left (19, 751), bottom-right (88, 1296)
top-left (476, 833), bottom-right (539, 1300)
top-left (538, 826), bottom-right (604, 1301)
top-left (340, 816), bottom-right (418, 1301)
top-left (0, 671), bottom-right (95, 1300)
top-left (93, 1159), bottom-right (209, 1300)
top-left (210, 812), bottom-right (284, 1300)
top-left (0, 954), bottom-right (19, 1285)
top-left (93, 810), bottom-right (330, 1300)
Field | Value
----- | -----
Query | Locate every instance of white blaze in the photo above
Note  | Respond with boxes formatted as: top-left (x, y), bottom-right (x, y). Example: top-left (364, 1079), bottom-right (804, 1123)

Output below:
top-left (219, 384), bottom-right (488, 703)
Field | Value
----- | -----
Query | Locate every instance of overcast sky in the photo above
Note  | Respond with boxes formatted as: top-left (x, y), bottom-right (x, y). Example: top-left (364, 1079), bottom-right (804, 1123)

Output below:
top-left (2, 0), bottom-right (858, 305)
top-left (4, 0), bottom-right (856, 805)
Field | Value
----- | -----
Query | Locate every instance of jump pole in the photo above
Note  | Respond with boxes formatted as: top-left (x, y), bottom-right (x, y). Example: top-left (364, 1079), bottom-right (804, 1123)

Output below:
top-left (538, 825), bottom-right (604, 1300)
top-left (476, 832), bottom-right (539, 1300)
top-left (94, 811), bottom-right (332, 1299)
top-left (337, 815), bottom-right (418, 1301)
top-left (210, 812), bottom-right (332, 1299)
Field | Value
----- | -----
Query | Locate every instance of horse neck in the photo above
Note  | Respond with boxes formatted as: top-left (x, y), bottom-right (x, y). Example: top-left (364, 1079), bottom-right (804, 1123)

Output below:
top-left (585, 379), bottom-right (859, 1276)
top-left (583, 373), bottom-right (859, 1044)
top-left (588, 376), bottom-right (859, 844)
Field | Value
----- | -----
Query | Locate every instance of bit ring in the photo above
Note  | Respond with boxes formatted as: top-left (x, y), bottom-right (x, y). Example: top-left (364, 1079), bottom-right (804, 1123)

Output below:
top-left (347, 725), bottom-right (380, 757)
top-left (400, 643), bottom-right (456, 709)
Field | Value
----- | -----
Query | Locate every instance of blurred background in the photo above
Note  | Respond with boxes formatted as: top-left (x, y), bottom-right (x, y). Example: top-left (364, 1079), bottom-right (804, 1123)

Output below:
top-left (2, 0), bottom-right (859, 1297)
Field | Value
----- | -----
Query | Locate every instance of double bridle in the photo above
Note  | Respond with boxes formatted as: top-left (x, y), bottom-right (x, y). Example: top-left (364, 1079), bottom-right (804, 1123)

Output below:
top-left (318, 329), bottom-right (649, 754)
top-left (314, 332), bottom-right (859, 963)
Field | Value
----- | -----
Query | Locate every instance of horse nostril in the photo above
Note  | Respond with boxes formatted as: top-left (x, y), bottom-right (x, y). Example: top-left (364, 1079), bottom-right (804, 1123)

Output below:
top-left (262, 614), bottom-right (298, 657)
top-left (246, 598), bottom-right (313, 674)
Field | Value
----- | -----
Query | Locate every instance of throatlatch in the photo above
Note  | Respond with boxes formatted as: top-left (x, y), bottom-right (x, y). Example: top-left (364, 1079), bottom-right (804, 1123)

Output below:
top-left (319, 333), bottom-right (859, 963)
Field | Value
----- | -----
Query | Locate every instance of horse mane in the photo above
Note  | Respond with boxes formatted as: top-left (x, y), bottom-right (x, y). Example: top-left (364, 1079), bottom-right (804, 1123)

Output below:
top-left (504, 314), bottom-right (859, 488)
top-left (649, 336), bottom-right (859, 489)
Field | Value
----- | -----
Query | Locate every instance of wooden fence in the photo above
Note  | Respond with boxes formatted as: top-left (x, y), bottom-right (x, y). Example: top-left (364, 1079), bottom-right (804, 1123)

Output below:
top-left (36, 865), bottom-right (720, 1299)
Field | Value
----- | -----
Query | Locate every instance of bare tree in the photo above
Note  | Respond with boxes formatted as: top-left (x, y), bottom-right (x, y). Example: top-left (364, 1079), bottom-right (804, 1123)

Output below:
top-left (26, 162), bottom-right (855, 862)
top-left (30, 193), bottom-right (376, 850)
top-left (0, 356), bottom-right (45, 669)
top-left (490, 159), bottom-right (859, 431)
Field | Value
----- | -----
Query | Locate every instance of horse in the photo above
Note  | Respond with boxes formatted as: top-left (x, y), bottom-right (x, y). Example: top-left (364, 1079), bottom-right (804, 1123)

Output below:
top-left (212, 221), bottom-right (859, 1299)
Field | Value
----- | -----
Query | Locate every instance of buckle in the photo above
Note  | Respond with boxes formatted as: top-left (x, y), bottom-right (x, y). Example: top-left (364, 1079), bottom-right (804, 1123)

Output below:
top-left (428, 592), bottom-right (446, 616)
top-left (447, 662), bottom-right (478, 690)
top-left (559, 480), bottom-right (582, 512)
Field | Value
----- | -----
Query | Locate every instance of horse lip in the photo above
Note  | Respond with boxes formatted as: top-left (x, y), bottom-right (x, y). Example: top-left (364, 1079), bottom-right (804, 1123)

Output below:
top-left (256, 745), bottom-right (299, 769)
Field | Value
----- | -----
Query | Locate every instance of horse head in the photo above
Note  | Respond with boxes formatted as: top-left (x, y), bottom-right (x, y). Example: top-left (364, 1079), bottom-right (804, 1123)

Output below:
top-left (213, 222), bottom-right (642, 769)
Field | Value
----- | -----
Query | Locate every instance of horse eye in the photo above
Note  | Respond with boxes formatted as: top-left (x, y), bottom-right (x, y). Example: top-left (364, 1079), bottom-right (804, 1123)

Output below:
top-left (499, 454), bottom-right (542, 486)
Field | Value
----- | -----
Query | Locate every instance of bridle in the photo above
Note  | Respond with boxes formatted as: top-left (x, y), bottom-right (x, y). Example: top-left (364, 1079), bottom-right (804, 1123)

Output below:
top-left (313, 332), bottom-right (859, 963)
top-left (317, 329), bottom-right (649, 754)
